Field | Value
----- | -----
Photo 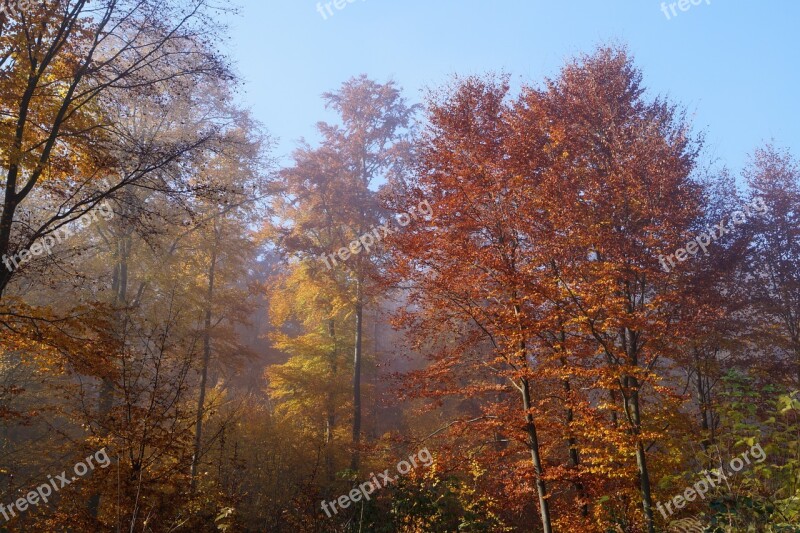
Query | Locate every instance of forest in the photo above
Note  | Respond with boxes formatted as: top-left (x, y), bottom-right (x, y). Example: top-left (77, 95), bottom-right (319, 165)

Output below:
top-left (1, 1), bottom-right (799, 532)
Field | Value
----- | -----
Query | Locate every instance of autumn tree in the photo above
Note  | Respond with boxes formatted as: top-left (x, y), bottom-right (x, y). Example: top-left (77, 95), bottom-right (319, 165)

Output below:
top-left (383, 73), bottom-right (558, 532)
top-left (0, 0), bottom-right (234, 299)
top-left (385, 47), bottom-right (709, 533)
top-left (523, 47), bottom-right (708, 533)
top-left (266, 75), bottom-right (416, 471)
top-left (0, 22), bottom-right (270, 526)
top-left (741, 145), bottom-right (800, 386)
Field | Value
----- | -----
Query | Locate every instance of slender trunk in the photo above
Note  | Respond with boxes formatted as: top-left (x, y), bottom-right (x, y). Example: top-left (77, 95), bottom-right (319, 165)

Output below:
top-left (558, 327), bottom-right (588, 519)
top-left (623, 374), bottom-right (655, 531)
top-left (325, 319), bottom-right (337, 482)
top-left (0, 76), bottom-right (38, 300)
top-left (0, 257), bottom-right (12, 298)
top-left (218, 424), bottom-right (225, 484)
top-left (521, 377), bottom-right (553, 533)
top-left (350, 279), bottom-right (363, 471)
top-left (563, 375), bottom-right (589, 518)
top-left (635, 436), bottom-right (655, 533)
top-left (190, 241), bottom-right (217, 492)
top-left (89, 235), bottom-right (129, 518)
top-left (794, 340), bottom-right (800, 390)
top-left (607, 351), bottom-right (620, 429)
top-left (512, 300), bottom-right (553, 533)
top-left (694, 347), bottom-right (713, 453)
top-left (493, 385), bottom-right (508, 451)
top-left (623, 328), bottom-right (655, 533)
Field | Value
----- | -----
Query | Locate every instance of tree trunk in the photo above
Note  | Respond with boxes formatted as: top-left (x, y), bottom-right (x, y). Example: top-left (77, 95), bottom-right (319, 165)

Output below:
top-left (521, 377), bottom-right (553, 533)
top-left (635, 436), bottom-right (655, 533)
top-left (558, 327), bottom-right (589, 519)
top-left (623, 328), bottom-right (655, 533)
top-left (624, 374), bottom-right (655, 532)
top-left (563, 376), bottom-right (589, 518)
top-left (794, 339), bottom-right (800, 390)
top-left (89, 235), bottom-right (130, 518)
top-left (326, 319), bottom-right (337, 482)
top-left (513, 300), bottom-right (553, 533)
top-left (693, 346), bottom-right (716, 455)
top-left (190, 238), bottom-right (217, 492)
top-left (350, 279), bottom-right (363, 471)
top-left (607, 351), bottom-right (620, 429)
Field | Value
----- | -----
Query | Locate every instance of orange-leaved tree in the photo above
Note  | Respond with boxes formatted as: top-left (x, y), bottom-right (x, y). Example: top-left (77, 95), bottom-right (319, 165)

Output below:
top-left (386, 47), bottom-right (708, 532)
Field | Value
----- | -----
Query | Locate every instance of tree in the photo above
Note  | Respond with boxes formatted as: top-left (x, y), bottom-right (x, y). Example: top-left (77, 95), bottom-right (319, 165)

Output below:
top-left (266, 75), bottom-right (416, 471)
top-left (385, 73), bottom-right (556, 532)
top-left (0, 0), bottom-right (233, 299)
top-left (742, 145), bottom-right (800, 387)
top-left (385, 47), bottom-right (707, 532)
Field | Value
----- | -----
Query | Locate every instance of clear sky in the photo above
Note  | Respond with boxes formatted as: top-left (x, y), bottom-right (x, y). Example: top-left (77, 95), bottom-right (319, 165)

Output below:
top-left (222, 0), bottom-right (799, 176)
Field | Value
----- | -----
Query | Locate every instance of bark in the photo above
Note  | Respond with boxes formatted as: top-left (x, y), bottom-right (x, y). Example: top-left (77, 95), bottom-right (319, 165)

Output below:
top-left (190, 233), bottom-right (218, 492)
top-left (521, 377), bottom-right (553, 533)
top-left (513, 300), bottom-right (553, 533)
top-left (563, 375), bottom-right (589, 518)
top-left (89, 234), bottom-right (130, 517)
top-left (558, 327), bottom-right (589, 518)
top-left (607, 353), bottom-right (620, 429)
top-left (635, 437), bottom-right (655, 533)
top-left (350, 279), bottom-right (363, 471)
top-left (325, 318), bottom-right (337, 482)
top-left (794, 341), bottom-right (800, 391)
top-left (622, 327), bottom-right (655, 533)
top-left (694, 346), bottom-right (717, 453)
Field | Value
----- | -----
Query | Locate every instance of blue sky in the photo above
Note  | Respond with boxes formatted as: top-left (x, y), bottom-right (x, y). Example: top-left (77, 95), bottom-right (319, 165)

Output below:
top-left (222, 0), bottom-right (799, 176)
